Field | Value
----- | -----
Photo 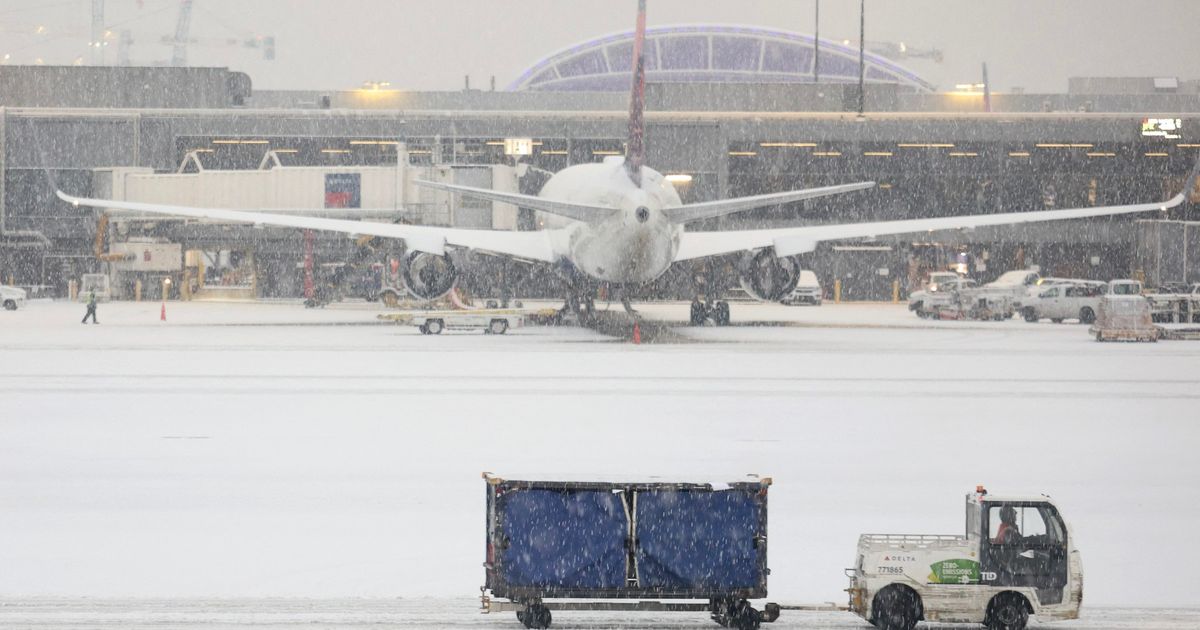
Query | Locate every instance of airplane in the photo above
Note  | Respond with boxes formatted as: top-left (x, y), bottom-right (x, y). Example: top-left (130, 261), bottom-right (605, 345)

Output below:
top-left (58, 0), bottom-right (1200, 326)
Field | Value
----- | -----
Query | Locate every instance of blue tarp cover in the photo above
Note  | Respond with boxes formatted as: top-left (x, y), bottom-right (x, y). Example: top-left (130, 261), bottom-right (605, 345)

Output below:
top-left (498, 489), bottom-right (628, 589)
top-left (636, 489), bottom-right (761, 590)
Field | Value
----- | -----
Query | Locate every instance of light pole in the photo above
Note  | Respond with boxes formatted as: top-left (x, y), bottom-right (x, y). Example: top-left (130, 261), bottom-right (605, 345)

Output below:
top-left (858, 0), bottom-right (866, 117)
top-left (813, 0), bottom-right (820, 84)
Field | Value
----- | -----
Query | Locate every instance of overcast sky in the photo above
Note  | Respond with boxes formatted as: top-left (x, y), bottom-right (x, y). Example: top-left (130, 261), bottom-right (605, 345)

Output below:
top-left (2, 0), bottom-right (1198, 93)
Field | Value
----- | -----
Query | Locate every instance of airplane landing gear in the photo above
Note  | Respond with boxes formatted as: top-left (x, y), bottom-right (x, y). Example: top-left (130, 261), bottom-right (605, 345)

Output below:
top-left (690, 298), bottom-right (730, 326)
top-left (559, 292), bottom-right (596, 325)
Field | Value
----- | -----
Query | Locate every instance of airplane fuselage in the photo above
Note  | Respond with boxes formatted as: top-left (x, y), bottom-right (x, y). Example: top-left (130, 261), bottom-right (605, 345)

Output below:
top-left (537, 158), bottom-right (683, 284)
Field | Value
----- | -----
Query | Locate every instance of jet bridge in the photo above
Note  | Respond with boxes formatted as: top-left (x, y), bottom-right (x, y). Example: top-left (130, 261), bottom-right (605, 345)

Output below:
top-left (86, 152), bottom-right (524, 299)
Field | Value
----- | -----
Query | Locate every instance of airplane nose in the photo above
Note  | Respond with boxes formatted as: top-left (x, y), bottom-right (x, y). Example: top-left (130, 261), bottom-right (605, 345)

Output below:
top-left (635, 206), bottom-right (650, 223)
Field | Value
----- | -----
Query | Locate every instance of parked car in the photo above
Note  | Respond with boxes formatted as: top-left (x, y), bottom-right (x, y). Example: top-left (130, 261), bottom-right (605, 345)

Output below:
top-left (781, 270), bottom-right (822, 305)
top-left (0, 285), bottom-right (27, 311)
top-left (1020, 280), bottom-right (1106, 323)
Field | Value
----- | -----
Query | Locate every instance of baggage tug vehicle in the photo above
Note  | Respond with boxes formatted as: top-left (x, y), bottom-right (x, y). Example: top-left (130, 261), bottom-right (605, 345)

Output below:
top-left (847, 487), bottom-right (1082, 630)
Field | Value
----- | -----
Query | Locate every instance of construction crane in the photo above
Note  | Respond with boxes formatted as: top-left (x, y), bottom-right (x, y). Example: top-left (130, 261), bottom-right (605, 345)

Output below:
top-left (169, 0), bottom-right (192, 66)
top-left (161, 0), bottom-right (274, 66)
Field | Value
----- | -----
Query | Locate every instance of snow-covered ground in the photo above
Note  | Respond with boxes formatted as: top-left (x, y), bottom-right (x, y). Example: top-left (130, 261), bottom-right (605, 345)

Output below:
top-left (1, 300), bottom-right (1198, 625)
top-left (0, 597), bottom-right (1196, 629)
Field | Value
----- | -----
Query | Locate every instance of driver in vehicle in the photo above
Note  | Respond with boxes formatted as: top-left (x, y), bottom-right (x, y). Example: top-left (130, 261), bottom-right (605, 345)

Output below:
top-left (993, 505), bottom-right (1021, 544)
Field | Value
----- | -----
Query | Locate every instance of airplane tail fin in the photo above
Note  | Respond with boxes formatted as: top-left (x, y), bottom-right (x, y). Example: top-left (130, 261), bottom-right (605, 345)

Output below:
top-left (624, 0), bottom-right (647, 188)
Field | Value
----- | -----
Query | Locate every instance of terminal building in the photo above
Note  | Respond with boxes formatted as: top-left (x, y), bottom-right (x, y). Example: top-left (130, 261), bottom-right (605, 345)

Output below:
top-left (1, 25), bottom-right (1198, 301)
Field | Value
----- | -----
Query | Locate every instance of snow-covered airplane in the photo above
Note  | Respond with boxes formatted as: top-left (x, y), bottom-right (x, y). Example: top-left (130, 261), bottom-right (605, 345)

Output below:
top-left (59, 0), bottom-right (1199, 324)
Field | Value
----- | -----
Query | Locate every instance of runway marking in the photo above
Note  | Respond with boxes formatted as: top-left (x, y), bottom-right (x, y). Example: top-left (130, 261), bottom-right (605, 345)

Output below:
top-left (2, 386), bottom-right (1197, 400)
top-left (2, 373), bottom-right (1198, 385)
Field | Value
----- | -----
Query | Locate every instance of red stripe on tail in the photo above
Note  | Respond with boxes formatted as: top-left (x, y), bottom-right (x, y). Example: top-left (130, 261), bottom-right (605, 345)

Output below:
top-left (625, 0), bottom-right (647, 188)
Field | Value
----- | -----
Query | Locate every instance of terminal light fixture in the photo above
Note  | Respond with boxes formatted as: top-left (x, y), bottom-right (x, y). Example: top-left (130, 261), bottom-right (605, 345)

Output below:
top-left (349, 140), bottom-right (399, 145)
top-left (212, 139), bottom-right (269, 145)
top-left (540, 150), bottom-right (568, 155)
top-left (1176, 144), bottom-right (1200, 148)
top-left (760, 142), bottom-right (817, 148)
top-left (728, 151), bottom-right (758, 157)
top-left (812, 151), bottom-right (842, 157)
top-left (592, 150), bottom-right (621, 156)
top-left (1035, 143), bottom-right (1093, 148)
top-left (1144, 152), bottom-right (1169, 157)
top-left (949, 152), bottom-right (978, 157)
top-left (320, 149), bottom-right (351, 154)
top-left (897, 143), bottom-right (954, 148)
top-left (863, 151), bottom-right (893, 157)
top-left (664, 174), bottom-right (694, 183)
top-left (273, 149), bottom-right (299, 154)
top-left (1086, 152), bottom-right (1116, 158)
top-left (1008, 151), bottom-right (1031, 157)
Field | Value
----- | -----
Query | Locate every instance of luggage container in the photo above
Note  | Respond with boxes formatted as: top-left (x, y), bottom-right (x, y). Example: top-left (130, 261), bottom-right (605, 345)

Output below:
top-left (480, 473), bottom-right (779, 629)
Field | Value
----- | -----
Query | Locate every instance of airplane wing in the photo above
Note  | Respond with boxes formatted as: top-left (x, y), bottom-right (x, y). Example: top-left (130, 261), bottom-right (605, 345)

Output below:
top-left (663, 181), bottom-right (875, 224)
top-left (414, 180), bottom-right (621, 224)
top-left (676, 194), bottom-right (1185, 261)
top-left (55, 191), bottom-right (558, 262)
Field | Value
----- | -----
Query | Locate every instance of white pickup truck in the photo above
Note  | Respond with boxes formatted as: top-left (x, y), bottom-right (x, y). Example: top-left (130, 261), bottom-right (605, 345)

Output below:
top-left (1019, 280), bottom-right (1106, 324)
top-left (847, 487), bottom-right (1082, 630)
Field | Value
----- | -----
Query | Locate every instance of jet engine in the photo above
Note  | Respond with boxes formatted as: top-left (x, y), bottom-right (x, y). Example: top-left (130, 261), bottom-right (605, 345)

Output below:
top-left (738, 249), bottom-right (800, 302)
top-left (400, 252), bottom-right (459, 301)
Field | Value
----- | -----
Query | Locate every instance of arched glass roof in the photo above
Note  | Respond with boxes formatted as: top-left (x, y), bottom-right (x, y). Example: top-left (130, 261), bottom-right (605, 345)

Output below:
top-left (508, 24), bottom-right (935, 93)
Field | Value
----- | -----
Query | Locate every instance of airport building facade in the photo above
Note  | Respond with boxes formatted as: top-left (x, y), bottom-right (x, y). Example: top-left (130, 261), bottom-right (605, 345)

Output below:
top-left (2, 29), bottom-right (1199, 300)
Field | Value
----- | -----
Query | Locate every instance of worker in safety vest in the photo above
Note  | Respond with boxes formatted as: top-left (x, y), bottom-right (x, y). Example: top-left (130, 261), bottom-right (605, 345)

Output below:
top-left (993, 505), bottom-right (1021, 544)
top-left (81, 290), bottom-right (98, 324)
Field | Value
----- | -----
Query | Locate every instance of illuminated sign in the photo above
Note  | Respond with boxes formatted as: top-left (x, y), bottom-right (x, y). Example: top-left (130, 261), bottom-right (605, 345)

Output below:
top-left (1141, 118), bottom-right (1183, 140)
top-left (504, 138), bottom-right (533, 156)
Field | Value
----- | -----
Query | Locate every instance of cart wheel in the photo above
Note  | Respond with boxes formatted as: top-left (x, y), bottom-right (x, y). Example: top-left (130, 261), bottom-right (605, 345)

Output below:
top-left (489, 319), bottom-right (509, 335)
top-left (3, 299), bottom-right (15, 311)
top-left (426, 319), bottom-right (444, 335)
top-left (1079, 307), bottom-right (1095, 324)
top-left (520, 603), bottom-right (551, 629)
top-left (731, 600), bottom-right (760, 630)
top-left (1022, 307), bottom-right (1038, 322)
top-left (689, 300), bottom-right (706, 326)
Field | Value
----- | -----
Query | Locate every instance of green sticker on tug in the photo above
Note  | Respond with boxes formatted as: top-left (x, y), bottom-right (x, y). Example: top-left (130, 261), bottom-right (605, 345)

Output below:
top-left (928, 559), bottom-right (980, 584)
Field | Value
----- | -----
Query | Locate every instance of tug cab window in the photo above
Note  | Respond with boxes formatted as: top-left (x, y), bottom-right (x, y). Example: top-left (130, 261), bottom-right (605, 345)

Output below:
top-left (988, 505), bottom-right (1062, 545)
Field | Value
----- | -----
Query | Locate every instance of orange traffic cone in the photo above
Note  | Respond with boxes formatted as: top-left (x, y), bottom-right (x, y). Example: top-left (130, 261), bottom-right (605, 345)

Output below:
top-left (160, 302), bottom-right (167, 322)
top-left (632, 321), bottom-right (641, 344)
